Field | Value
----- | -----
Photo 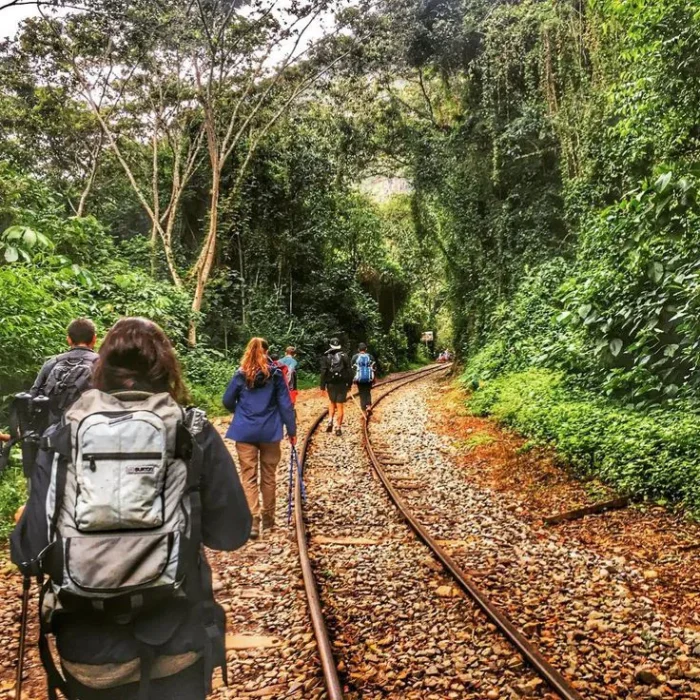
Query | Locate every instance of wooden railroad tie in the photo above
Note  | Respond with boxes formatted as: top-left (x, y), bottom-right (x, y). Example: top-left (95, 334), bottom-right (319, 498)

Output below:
top-left (543, 497), bottom-right (629, 526)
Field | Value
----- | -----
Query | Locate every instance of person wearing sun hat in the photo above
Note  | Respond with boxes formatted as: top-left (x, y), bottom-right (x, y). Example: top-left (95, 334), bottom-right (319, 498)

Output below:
top-left (319, 337), bottom-right (352, 436)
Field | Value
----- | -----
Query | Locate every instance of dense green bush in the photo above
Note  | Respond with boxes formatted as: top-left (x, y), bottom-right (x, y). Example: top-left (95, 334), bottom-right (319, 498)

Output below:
top-left (463, 259), bottom-right (593, 386)
top-left (468, 369), bottom-right (700, 513)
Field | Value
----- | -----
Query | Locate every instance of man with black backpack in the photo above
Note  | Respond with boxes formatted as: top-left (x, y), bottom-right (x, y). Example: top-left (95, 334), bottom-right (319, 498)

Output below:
top-left (351, 343), bottom-right (376, 415)
top-left (30, 318), bottom-right (99, 421)
top-left (320, 338), bottom-right (352, 436)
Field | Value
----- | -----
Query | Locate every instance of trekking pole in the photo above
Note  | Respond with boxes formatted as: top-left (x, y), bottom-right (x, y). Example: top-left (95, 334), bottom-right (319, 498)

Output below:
top-left (287, 447), bottom-right (295, 525)
top-left (15, 575), bottom-right (31, 700)
top-left (349, 385), bottom-right (366, 420)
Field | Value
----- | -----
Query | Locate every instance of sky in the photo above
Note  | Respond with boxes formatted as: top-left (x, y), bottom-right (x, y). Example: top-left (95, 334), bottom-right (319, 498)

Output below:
top-left (0, 4), bottom-right (39, 39)
top-left (0, 2), bottom-right (345, 58)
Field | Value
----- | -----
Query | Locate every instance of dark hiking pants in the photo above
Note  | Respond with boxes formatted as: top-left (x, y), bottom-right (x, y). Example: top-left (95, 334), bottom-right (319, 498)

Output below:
top-left (357, 383), bottom-right (372, 412)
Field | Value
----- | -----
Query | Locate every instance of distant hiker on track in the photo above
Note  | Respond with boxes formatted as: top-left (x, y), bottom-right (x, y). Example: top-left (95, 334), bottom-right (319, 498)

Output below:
top-left (224, 337), bottom-right (297, 539)
top-left (280, 346), bottom-right (299, 404)
top-left (270, 351), bottom-right (289, 384)
top-left (11, 317), bottom-right (251, 700)
top-left (352, 342), bottom-right (376, 415)
top-left (30, 317), bottom-right (99, 421)
top-left (320, 337), bottom-right (352, 436)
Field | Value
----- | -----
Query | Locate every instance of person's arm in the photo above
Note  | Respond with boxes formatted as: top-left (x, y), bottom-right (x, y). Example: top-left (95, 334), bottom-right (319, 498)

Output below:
top-left (29, 358), bottom-right (55, 397)
top-left (222, 373), bottom-right (243, 413)
top-left (274, 371), bottom-right (297, 438)
top-left (319, 356), bottom-right (328, 391)
top-left (344, 353), bottom-right (353, 387)
top-left (199, 422), bottom-right (252, 551)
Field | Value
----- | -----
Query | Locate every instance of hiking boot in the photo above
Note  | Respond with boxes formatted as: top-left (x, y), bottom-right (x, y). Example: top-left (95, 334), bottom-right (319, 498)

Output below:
top-left (262, 514), bottom-right (275, 532)
top-left (326, 421), bottom-right (334, 433)
top-left (335, 427), bottom-right (342, 436)
top-left (250, 516), bottom-right (261, 540)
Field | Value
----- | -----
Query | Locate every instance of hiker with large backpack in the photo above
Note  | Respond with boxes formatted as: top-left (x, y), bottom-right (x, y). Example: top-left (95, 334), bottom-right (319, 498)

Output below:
top-left (30, 318), bottom-right (99, 421)
top-left (10, 317), bottom-right (252, 700)
top-left (320, 338), bottom-right (352, 436)
top-left (351, 343), bottom-right (376, 415)
top-left (223, 337), bottom-right (297, 540)
top-left (1, 319), bottom-right (99, 499)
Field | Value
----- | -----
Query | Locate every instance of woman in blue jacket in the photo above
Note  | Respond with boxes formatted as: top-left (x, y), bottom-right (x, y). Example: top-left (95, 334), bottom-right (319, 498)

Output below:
top-left (223, 337), bottom-right (297, 538)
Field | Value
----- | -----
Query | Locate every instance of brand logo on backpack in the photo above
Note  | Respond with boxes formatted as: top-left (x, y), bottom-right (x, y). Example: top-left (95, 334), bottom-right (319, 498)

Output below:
top-left (126, 465), bottom-right (156, 475)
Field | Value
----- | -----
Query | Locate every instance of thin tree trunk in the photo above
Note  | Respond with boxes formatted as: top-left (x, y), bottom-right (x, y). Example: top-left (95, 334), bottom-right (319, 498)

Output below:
top-left (150, 132), bottom-right (160, 275)
top-left (188, 170), bottom-right (220, 346)
top-left (238, 230), bottom-right (246, 326)
top-left (76, 132), bottom-right (104, 217)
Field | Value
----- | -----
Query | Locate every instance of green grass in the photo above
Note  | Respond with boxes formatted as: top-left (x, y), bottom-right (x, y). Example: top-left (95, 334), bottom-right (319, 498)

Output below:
top-left (296, 370), bottom-right (318, 391)
top-left (0, 460), bottom-right (27, 541)
top-left (456, 431), bottom-right (497, 451)
top-left (467, 368), bottom-right (700, 515)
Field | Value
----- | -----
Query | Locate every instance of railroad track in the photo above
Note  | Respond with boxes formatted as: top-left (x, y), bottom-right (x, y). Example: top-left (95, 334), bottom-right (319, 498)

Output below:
top-left (294, 365), bottom-right (582, 700)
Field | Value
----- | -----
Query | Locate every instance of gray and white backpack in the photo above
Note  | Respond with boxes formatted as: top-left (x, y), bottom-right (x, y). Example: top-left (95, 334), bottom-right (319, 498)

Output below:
top-left (42, 389), bottom-right (205, 615)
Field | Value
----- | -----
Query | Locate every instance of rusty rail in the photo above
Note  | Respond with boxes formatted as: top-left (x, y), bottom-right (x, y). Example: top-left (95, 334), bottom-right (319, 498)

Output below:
top-left (293, 363), bottom-right (448, 700)
top-left (362, 370), bottom-right (584, 700)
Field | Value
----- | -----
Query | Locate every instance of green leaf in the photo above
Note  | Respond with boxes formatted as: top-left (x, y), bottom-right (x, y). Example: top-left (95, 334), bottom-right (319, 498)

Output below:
top-left (35, 231), bottom-right (53, 248)
top-left (609, 338), bottom-right (623, 357)
top-left (578, 304), bottom-right (592, 320)
top-left (4, 245), bottom-right (19, 263)
top-left (648, 261), bottom-right (664, 283)
top-left (3, 225), bottom-right (25, 241)
top-left (655, 172), bottom-right (673, 193)
top-left (21, 228), bottom-right (37, 248)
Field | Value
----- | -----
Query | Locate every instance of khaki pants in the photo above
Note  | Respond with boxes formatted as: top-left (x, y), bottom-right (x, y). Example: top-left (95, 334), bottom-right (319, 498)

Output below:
top-left (235, 442), bottom-right (281, 518)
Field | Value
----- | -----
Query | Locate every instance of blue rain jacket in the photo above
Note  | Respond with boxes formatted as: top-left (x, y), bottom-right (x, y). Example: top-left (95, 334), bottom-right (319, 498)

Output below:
top-left (223, 365), bottom-right (296, 443)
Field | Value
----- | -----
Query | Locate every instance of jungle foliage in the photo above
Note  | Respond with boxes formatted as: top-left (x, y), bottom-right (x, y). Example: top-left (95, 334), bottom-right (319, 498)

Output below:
top-left (3, 0), bottom-right (700, 513)
top-left (0, 0), bottom-right (441, 422)
top-left (355, 0), bottom-right (700, 509)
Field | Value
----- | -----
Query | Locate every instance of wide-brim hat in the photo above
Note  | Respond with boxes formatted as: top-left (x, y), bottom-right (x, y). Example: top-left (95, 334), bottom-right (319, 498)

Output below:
top-left (329, 338), bottom-right (341, 350)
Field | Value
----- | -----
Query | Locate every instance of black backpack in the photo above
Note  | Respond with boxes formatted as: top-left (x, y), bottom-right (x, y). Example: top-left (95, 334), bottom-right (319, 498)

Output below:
top-left (329, 351), bottom-right (346, 382)
top-left (43, 351), bottom-right (97, 414)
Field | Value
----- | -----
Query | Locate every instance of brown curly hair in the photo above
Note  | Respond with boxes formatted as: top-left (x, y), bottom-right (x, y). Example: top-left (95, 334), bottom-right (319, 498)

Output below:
top-left (92, 317), bottom-right (189, 404)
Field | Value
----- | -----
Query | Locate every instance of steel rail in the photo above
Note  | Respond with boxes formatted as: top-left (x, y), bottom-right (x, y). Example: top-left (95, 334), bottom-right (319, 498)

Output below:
top-left (293, 363), bottom-right (449, 700)
top-left (363, 371), bottom-right (584, 700)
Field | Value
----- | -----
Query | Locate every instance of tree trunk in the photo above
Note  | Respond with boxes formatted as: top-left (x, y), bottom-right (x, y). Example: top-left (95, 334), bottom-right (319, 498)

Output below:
top-left (76, 133), bottom-right (104, 217)
top-left (237, 230), bottom-right (246, 326)
top-left (188, 171), bottom-right (220, 346)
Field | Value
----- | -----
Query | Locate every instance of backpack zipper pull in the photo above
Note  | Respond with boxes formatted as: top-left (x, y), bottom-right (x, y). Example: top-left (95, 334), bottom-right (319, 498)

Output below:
top-left (88, 456), bottom-right (97, 472)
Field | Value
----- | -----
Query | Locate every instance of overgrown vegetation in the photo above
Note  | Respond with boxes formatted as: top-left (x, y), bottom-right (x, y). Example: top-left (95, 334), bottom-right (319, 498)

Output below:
top-left (469, 369), bottom-right (700, 512)
top-left (3, 0), bottom-right (700, 515)
top-left (353, 0), bottom-right (700, 511)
